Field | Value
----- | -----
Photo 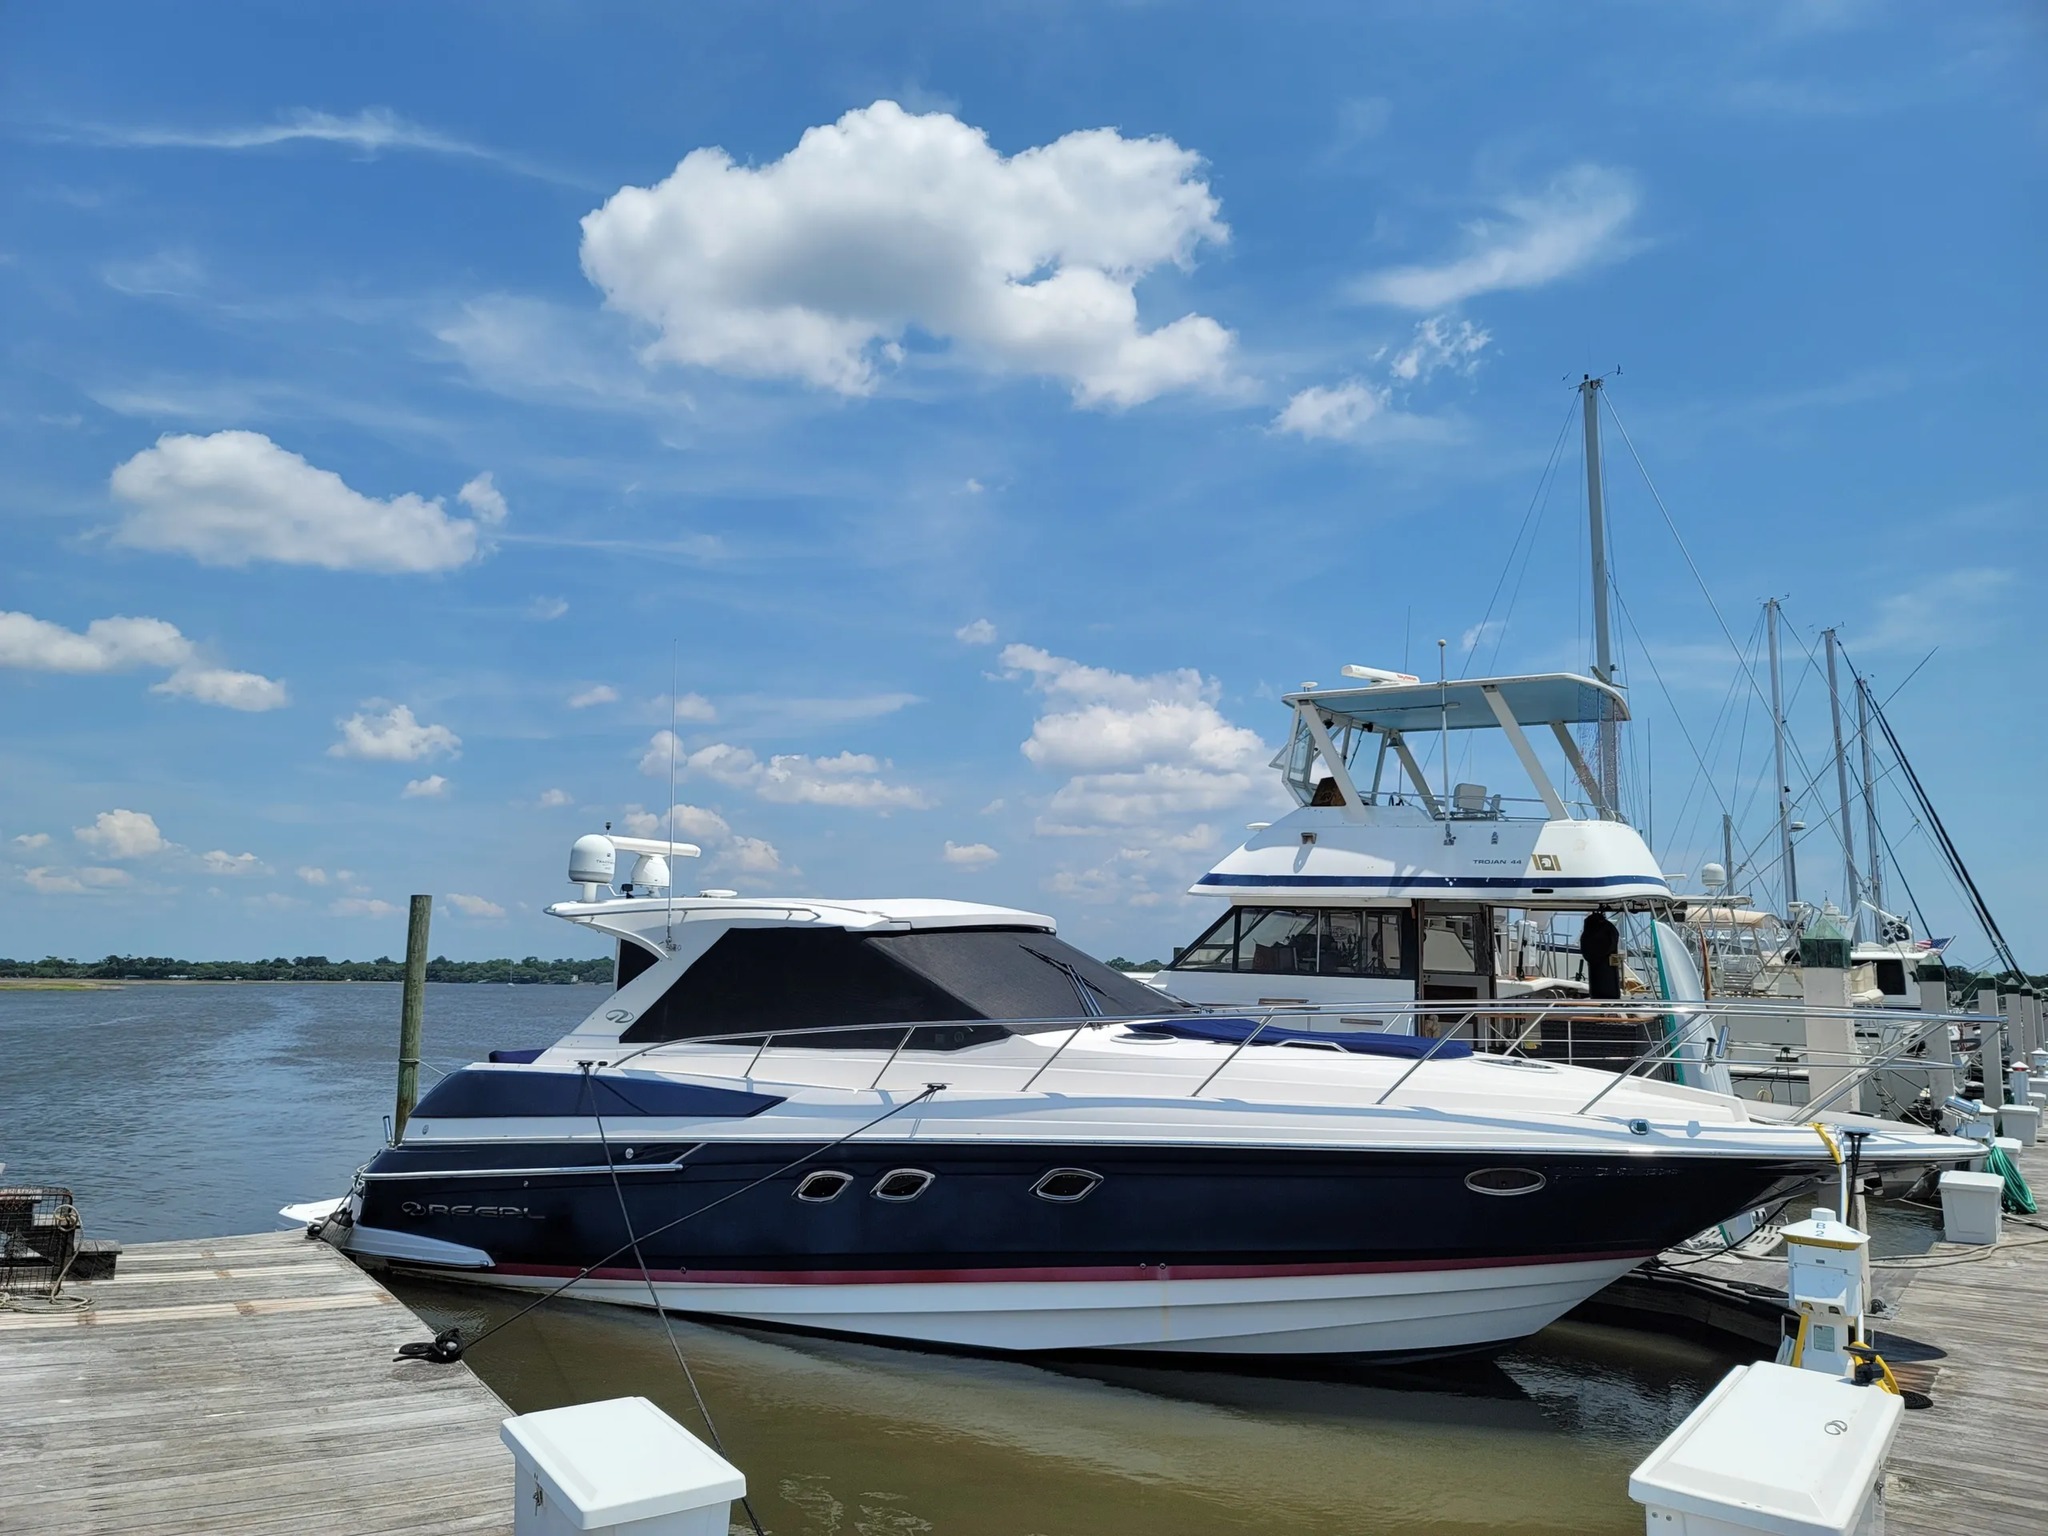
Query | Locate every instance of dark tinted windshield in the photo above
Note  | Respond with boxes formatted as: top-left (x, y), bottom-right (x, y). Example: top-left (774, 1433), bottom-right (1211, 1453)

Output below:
top-left (619, 925), bottom-right (1183, 1045)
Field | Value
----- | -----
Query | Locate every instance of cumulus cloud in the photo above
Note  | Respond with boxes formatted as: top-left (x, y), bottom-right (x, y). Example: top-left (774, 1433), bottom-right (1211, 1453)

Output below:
top-left (330, 896), bottom-right (399, 918)
top-left (402, 774), bottom-right (450, 799)
top-left (943, 840), bottom-right (999, 866)
top-left (200, 849), bottom-right (268, 876)
top-left (527, 596), bottom-right (570, 621)
top-left (1352, 165), bottom-right (1639, 310)
top-left (1273, 380), bottom-right (1390, 443)
top-left (567, 684), bottom-right (619, 709)
top-left (618, 802), bottom-right (787, 879)
top-left (75, 808), bottom-right (169, 858)
top-left (108, 431), bottom-right (505, 572)
top-left (446, 892), bottom-right (506, 918)
top-left (24, 865), bottom-right (132, 895)
top-left (649, 736), bottom-right (930, 810)
top-left (14, 833), bottom-right (52, 850)
top-left (537, 788), bottom-right (574, 808)
top-left (998, 644), bottom-right (1266, 833)
top-left (296, 866), bottom-right (329, 885)
top-left (579, 99), bottom-right (1235, 407)
top-left (955, 618), bottom-right (998, 645)
top-left (0, 610), bottom-right (287, 709)
top-left (152, 665), bottom-right (290, 711)
top-left (330, 704), bottom-right (460, 762)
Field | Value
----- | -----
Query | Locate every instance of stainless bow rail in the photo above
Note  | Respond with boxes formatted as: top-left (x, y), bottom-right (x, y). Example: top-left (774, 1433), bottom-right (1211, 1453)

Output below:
top-left (588, 994), bottom-right (1998, 1119)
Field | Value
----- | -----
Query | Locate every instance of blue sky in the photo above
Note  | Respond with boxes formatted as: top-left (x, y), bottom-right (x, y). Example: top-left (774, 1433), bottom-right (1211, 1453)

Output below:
top-left (2, 1), bottom-right (2040, 967)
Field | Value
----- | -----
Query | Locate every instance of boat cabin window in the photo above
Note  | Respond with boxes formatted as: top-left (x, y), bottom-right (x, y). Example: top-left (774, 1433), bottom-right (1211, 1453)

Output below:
top-left (617, 925), bottom-right (1181, 1046)
top-left (1167, 907), bottom-right (1412, 979)
top-left (1873, 958), bottom-right (1907, 996)
top-left (616, 940), bottom-right (660, 991)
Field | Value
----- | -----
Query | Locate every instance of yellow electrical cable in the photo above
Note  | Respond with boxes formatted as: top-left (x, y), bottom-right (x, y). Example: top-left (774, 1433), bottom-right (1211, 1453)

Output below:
top-left (1808, 1122), bottom-right (1844, 1165)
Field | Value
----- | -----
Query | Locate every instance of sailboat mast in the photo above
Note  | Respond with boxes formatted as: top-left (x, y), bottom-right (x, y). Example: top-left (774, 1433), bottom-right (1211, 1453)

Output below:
top-left (1823, 628), bottom-right (1859, 934)
top-left (1766, 598), bottom-right (1798, 910)
top-left (1857, 675), bottom-right (1884, 922)
top-left (1579, 376), bottom-right (1619, 819)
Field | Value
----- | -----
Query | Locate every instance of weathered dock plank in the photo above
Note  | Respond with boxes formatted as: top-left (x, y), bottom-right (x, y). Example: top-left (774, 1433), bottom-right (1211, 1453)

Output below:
top-left (0, 1230), bottom-right (513, 1536)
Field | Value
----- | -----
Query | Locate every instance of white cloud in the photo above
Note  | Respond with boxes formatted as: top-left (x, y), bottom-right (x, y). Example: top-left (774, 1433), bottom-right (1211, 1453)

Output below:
top-left (1388, 316), bottom-right (1491, 382)
top-left (1274, 380), bottom-right (1389, 442)
top-left (24, 865), bottom-right (132, 895)
top-left (997, 644), bottom-right (1266, 834)
top-left (653, 737), bottom-right (930, 810)
top-left (537, 788), bottom-right (574, 808)
top-left (75, 808), bottom-right (169, 858)
top-left (527, 596), bottom-right (570, 621)
top-left (402, 774), bottom-right (450, 799)
top-left (943, 840), bottom-right (999, 866)
top-left (330, 896), bottom-right (399, 918)
top-left (151, 665), bottom-right (289, 711)
top-left (330, 704), bottom-right (460, 762)
top-left (617, 802), bottom-right (787, 880)
top-left (568, 683), bottom-right (619, 709)
top-left (54, 107), bottom-right (558, 176)
top-left (0, 611), bottom-right (190, 672)
top-left (955, 618), bottom-right (998, 645)
top-left (579, 99), bottom-right (1235, 407)
top-left (446, 892), bottom-right (506, 918)
top-left (200, 849), bottom-right (268, 876)
top-left (1460, 619), bottom-right (1506, 654)
top-left (13, 833), bottom-right (52, 850)
top-left (0, 609), bottom-right (287, 710)
top-left (109, 431), bottom-right (504, 572)
top-left (1353, 165), bottom-right (1639, 310)
top-left (456, 472), bottom-right (509, 523)
top-left (296, 866), bottom-right (329, 885)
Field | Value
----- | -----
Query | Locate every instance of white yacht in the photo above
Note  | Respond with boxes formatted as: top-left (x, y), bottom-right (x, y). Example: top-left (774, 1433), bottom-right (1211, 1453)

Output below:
top-left (300, 831), bottom-right (1966, 1360)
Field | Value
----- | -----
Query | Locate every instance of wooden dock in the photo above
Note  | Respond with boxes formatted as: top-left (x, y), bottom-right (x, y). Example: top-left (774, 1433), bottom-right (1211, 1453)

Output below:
top-left (0, 1229), bottom-right (513, 1535)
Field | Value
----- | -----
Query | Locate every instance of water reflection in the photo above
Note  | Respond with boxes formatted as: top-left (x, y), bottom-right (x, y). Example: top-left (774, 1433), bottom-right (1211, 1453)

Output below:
top-left (394, 1277), bottom-right (1742, 1535)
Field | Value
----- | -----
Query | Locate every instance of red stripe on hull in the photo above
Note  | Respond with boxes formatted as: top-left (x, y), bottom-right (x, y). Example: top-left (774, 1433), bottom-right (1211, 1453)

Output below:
top-left (487, 1250), bottom-right (1656, 1286)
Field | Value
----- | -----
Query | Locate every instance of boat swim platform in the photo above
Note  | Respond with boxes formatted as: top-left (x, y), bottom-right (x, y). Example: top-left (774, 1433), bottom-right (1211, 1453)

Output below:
top-left (0, 1229), bottom-right (513, 1535)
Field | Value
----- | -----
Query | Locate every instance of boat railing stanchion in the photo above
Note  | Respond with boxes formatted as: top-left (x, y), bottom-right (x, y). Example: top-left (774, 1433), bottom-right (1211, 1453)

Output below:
top-left (1189, 1013), bottom-right (1278, 1099)
top-left (1020, 1015), bottom-right (1097, 1093)
top-left (743, 1033), bottom-right (777, 1079)
top-left (869, 1026), bottom-right (919, 1092)
top-left (1373, 1022), bottom-right (1463, 1106)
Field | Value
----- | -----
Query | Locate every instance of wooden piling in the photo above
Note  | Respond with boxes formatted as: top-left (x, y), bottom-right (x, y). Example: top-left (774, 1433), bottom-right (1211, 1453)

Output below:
top-left (395, 893), bottom-right (432, 1142)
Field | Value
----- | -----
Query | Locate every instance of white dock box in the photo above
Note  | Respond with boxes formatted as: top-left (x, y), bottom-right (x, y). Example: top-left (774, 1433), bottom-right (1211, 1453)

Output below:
top-left (1629, 1362), bottom-right (1901, 1536)
top-left (1997, 1102), bottom-right (2040, 1145)
top-left (1939, 1169), bottom-right (2005, 1245)
top-left (501, 1396), bottom-right (746, 1536)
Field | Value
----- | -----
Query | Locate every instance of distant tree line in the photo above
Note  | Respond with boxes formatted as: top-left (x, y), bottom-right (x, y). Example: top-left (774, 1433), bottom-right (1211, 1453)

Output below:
top-left (1106, 956), bottom-right (1169, 972)
top-left (0, 954), bottom-right (612, 984)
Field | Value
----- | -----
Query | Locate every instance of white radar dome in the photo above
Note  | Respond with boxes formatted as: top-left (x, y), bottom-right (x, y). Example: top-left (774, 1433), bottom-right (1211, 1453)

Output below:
top-left (627, 853), bottom-right (671, 892)
top-left (1700, 862), bottom-right (1727, 891)
top-left (569, 834), bottom-right (616, 887)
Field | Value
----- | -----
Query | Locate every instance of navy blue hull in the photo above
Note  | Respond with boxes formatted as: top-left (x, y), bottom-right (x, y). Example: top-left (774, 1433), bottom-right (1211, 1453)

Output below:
top-left (359, 1139), bottom-right (1815, 1283)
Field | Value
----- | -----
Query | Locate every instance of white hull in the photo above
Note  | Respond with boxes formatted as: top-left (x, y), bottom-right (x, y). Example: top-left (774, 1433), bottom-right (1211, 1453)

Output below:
top-left (403, 1255), bottom-right (1644, 1357)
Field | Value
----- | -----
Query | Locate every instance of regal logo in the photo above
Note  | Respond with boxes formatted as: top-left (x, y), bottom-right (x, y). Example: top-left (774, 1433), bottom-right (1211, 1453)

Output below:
top-left (400, 1200), bottom-right (546, 1221)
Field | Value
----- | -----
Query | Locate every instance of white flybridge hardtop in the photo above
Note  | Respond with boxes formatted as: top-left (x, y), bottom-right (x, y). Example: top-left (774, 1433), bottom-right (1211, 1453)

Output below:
top-left (1161, 667), bottom-right (1672, 1020)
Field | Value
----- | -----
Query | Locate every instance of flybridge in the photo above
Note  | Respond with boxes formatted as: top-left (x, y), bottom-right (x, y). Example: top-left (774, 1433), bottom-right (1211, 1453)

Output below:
top-left (1274, 669), bottom-right (1629, 823)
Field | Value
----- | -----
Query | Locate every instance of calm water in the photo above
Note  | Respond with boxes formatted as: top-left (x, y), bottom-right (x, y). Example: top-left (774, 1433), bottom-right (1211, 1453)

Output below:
top-left (3, 982), bottom-right (1750, 1534)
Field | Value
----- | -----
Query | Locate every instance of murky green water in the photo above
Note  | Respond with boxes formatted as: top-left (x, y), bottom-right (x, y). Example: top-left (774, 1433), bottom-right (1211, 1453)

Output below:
top-left (7, 983), bottom-right (1755, 1533)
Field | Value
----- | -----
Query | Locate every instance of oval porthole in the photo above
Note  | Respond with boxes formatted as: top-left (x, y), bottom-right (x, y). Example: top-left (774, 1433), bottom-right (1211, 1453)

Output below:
top-left (794, 1170), bottom-right (852, 1203)
top-left (872, 1168), bottom-right (934, 1202)
top-left (1465, 1167), bottom-right (1546, 1197)
top-left (1032, 1168), bottom-right (1101, 1203)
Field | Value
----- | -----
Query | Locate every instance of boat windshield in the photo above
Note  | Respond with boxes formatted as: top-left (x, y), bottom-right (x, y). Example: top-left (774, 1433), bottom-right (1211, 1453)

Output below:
top-left (619, 925), bottom-right (1183, 1046)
